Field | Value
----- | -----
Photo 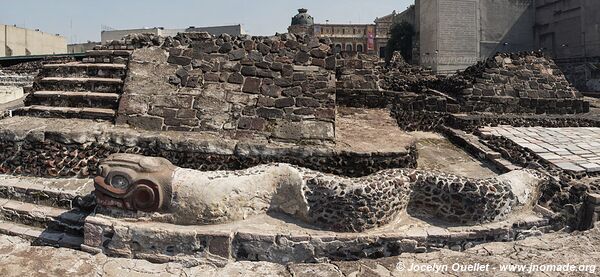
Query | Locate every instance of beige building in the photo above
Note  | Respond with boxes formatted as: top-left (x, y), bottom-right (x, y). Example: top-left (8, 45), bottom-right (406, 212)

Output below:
top-left (0, 25), bottom-right (67, 57)
top-left (288, 9), bottom-right (398, 57)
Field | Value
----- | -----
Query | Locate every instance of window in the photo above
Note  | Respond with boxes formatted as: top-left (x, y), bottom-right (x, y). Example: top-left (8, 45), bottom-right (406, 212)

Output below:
top-left (334, 44), bottom-right (342, 53)
top-left (342, 29), bottom-right (345, 35)
top-left (346, 44), bottom-right (353, 52)
top-left (356, 44), bottom-right (364, 52)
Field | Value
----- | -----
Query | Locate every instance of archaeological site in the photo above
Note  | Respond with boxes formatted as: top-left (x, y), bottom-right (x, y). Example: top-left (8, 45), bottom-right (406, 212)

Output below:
top-left (0, 1), bottom-right (600, 276)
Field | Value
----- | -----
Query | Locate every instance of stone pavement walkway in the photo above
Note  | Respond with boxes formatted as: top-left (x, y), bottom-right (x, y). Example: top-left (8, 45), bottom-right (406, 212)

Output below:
top-left (481, 126), bottom-right (600, 173)
top-left (0, 227), bottom-right (598, 276)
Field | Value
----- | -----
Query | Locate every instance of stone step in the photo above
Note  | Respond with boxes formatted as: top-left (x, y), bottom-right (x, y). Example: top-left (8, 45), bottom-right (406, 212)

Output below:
top-left (41, 77), bottom-right (123, 85)
top-left (0, 175), bottom-right (93, 209)
top-left (28, 91), bottom-right (121, 109)
top-left (83, 50), bottom-right (132, 65)
top-left (36, 77), bottom-right (123, 93)
top-left (85, 50), bottom-right (132, 57)
top-left (43, 63), bottom-right (127, 70)
top-left (441, 126), bottom-right (521, 173)
top-left (13, 105), bottom-right (116, 120)
top-left (0, 198), bottom-right (87, 236)
top-left (41, 63), bottom-right (127, 79)
top-left (0, 220), bottom-right (84, 249)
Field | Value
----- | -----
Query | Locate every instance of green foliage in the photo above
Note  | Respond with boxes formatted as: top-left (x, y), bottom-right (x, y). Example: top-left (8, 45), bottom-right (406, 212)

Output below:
top-left (385, 21), bottom-right (415, 65)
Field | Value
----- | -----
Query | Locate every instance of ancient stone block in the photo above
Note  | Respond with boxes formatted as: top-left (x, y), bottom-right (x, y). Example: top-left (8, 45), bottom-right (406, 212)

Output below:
top-left (274, 78), bottom-right (293, 87)
top-left (218, 42), bottom-right (233, 53)
top-left (324, 56), bottom-right (336, 70)
top-left (153, 95), bottom-right (194, 108)
top-left (256, 107), bottom-right (284, 119)
top-left (272, 121), bottom-right (334, 140)
top-left (294, 51), bottom-right (310, 64)
top-left (177, 109), bottom-right (197, 118)
top-left (167, 55), bottom-right (192, 66)
top-left (296, 97), bottom-right (320, 107)
top-left (237, 117), bottom-right (267, 131)
top-left (261, 84), bottom-right (282, 97)
top-left (242, 78), bottom-right (261, 93)
top-left (258, 96), bottom-right (276, 107)
top-left (293, 73), bottom-right (307, 81)
top-left (256, 69), bottom-right (278, 79)
top-left (227, 73), bottom-right (244, 84)
top-left (282, 86), bottom-right (302, 97)
top-left (204, 72), bottom-right (220, 82)
top-left (243, 40), bottom-right (255, 51)
top-left (241, 66), bottom-right (257, 76)
top-left (126, 116), bottom-right (164, 130)
top-left (228, 49), bottom-right (246, 61)
top-left (275, 97), bottom-right (295, 108)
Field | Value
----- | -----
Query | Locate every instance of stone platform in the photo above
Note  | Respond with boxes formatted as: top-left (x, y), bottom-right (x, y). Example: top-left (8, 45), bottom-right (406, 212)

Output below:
top-left (480, 126), bottom-right (600, 174)
top-left (0, 110), bottom-right (417, 178)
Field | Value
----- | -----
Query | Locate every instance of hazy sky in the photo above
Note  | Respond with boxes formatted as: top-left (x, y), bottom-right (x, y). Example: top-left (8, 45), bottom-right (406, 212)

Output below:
top-left (1, 0), bottom-right (414, 44)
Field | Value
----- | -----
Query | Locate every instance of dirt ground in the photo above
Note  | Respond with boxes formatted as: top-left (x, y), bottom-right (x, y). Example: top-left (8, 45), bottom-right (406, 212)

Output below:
top-left (413, 131), bottom-right (498, 178)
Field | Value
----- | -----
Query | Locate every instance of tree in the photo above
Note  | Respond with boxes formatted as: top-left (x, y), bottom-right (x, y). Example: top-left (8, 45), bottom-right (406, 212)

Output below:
top-left (385, 21), bottom-right (415, 65)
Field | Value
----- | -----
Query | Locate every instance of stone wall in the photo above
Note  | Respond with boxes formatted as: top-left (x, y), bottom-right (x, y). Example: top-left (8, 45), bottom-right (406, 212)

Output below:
top-left (457, 52), bottom-right (587, 114)
top-left (555, 57), bottom-right (600, 92)
top-left (116, 32), bottom-right (337, 143)
top-left (337, 51), bottom-right (589, 115)
top-left (0, 124), bottom-right (416, 178)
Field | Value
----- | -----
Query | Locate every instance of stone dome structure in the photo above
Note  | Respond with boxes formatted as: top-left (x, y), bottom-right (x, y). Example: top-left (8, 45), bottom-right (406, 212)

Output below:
top-left (291, 8), bottom-right (314, 26)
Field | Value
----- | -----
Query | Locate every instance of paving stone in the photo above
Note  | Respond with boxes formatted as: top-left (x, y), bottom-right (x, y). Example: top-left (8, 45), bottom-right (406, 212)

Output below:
top-left (483, 127), bottom-right (600, 174)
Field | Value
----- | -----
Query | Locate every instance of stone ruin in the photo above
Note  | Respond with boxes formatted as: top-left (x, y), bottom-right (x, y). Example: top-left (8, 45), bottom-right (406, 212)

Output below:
top-left (0, 30), bottom-right (599, 265)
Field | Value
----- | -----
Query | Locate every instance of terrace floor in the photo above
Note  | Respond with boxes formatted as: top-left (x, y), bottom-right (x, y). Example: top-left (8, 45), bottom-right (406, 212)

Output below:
top-left (481, 126), bottom-right (600, 173)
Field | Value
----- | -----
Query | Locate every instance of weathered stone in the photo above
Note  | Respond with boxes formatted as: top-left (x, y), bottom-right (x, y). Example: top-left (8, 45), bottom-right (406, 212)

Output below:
top-left (218, 42), bottom-right (233, 53)
top-left (167, 55), bottom-right (192, 66)
top-left (238, 117), bottom-right (267, 131)
top-left (204, 72), bottom-right (220, 82)
top-left (126, 116), bottom-right (164, 130)
top-left (261, 84), bottom-right (282, 97)
top-left (256, 107), bottom-right (284, 119)
top-left (274, 78), bottom-right (293, 87)
top-left (228, 49), bottom-right (246, 61)
top-left (258, 96), bottom-right (276, 107)
top-left (309, 49), bottom-right (327, 59)
top-left (227, 73), bottom-right (244, 84)
top-left (282, 86), bottom-right (303, 97)
top-left (296, 97), bottom-right (320, 107)
top-left (241, 66), bottom-right (257, 76)
top-left (242, 78), bottom-right (262, 93)
top-left (324, 56), bottom-right (336, 70)
top-left (275, 97), bottom-right (295, 108)
top-left (294, 51), bottom-right (310, 64)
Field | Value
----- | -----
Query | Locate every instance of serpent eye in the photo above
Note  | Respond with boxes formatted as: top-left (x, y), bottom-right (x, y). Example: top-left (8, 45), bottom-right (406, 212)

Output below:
top-left (110, 175), bottom-right (130, 190)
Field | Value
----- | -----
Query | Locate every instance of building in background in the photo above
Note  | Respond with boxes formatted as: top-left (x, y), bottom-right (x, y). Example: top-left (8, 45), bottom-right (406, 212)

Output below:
top-left (535, 0), bottom-right (600, 92)
top-left (67, 41), bottom-right (100, 54)
top-left (535, 0), bottom-right (600, 59)
top-left (413, 0), bottom-right (534, 73)
top-left (0, 25), bottom-right (67, 57)
top-left (101, 25), bottom-right (244, 43)
top-left (288, 9), bottom-right (395, 57)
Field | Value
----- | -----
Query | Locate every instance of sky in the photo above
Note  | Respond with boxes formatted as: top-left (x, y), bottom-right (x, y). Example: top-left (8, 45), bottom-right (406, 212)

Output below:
top-left (0, 0), bottom-right (414, 44)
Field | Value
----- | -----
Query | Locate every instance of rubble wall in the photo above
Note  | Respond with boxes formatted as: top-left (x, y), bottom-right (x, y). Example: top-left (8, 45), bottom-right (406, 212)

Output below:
top-left (116, 33), bottom-right (337, 143)
top-left (0, 126), bottom-right (417, 178)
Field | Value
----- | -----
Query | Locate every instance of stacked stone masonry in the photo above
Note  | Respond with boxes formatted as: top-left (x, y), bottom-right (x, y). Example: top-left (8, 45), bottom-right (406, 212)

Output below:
top-left (335, 51), bottom-right (589, 114)
top-left (0, 122), bottom-right (416, 178)
top-left (116, 32), bottom-right (337, 143)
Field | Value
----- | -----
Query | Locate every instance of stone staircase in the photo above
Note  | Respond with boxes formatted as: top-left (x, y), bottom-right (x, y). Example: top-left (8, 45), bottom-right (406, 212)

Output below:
top-left (0, 176), bottom-right (92, 249)
top-left (13, 50), bottom-right (131, 121)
